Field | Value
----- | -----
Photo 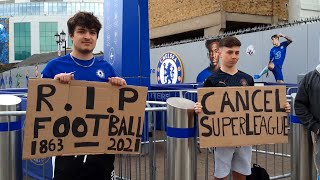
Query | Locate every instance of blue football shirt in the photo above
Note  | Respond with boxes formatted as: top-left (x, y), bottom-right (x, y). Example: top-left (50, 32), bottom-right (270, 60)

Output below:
top-left (42, 54), bottom-right (117, 82)
top-left (269, 41), bottom-right (289, 67)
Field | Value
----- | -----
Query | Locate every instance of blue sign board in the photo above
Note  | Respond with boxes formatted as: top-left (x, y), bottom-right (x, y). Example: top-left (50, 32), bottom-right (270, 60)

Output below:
top-left (104, 0), bottom-right (150, 87)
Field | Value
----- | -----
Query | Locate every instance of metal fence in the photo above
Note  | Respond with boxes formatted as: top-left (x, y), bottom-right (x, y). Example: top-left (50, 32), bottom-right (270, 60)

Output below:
top-left (0, 87), bottom-right (296, 180)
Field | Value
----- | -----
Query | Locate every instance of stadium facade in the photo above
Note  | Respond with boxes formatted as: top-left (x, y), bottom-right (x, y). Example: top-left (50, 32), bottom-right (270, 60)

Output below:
top-left (0, 0), bottom-right (104, 64)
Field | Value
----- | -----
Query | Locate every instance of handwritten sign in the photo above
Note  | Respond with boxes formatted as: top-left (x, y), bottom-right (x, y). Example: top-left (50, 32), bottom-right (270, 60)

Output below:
top-left (197, 86), bottom-right (288, 148)
top-left (23, 79), bottom-right (147, 159)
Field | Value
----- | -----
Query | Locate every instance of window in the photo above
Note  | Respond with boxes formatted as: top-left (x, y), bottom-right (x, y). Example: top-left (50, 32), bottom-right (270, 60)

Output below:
top-left (14, 22), bottom-right (31, 61)
top-left (0, 4), bottom-right (4, 16)
top-left (39, 22), bottom-right (58, 53)
top-left (1, 2), bottom-right (103, 16)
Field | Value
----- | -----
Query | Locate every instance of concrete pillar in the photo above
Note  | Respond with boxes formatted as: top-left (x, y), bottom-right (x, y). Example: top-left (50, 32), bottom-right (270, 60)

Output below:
top-left (272, 0), bottom-right (279, 25)
top-left (288, 0), bottom-right (301, 22)
top-left (204, 25), bottom-right (225, 38)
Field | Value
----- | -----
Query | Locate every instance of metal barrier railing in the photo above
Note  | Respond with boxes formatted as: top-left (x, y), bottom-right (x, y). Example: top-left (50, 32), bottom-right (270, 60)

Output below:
top-left (1, 95), bottom-right (293, 180)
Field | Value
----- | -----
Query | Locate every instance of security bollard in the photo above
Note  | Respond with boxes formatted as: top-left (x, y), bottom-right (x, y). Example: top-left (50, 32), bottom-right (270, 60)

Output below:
top-left (0, 95), bottom-right (23, 180)
top-left (166, 97), bottom-right (196, 180)
top-left (290, 93), bottom-right (317, 180)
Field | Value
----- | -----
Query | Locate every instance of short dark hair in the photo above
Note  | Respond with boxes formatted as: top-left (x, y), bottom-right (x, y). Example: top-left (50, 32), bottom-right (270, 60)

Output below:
top-left (219, 36), bottom-right (241, 48)
top-left (67, 11), bottom-right (102, 38)
top-left (205, 39), bottom-right (220, 50)
top-left (271, 34), bottom-right (279, 39)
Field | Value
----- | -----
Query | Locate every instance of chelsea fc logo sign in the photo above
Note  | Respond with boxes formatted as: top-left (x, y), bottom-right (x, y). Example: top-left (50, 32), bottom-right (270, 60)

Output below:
top-left (157, 52), bottom-right (184, 84)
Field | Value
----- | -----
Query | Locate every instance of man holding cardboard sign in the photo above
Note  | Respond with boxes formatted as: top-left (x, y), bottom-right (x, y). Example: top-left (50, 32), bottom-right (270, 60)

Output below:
top-left (194, 36), bottom-right (291, 180)
top-left (40, 12), bottom-right (126, 180)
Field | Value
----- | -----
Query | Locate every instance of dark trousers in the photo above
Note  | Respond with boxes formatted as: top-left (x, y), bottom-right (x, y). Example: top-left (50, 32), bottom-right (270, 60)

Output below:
top-left (53, 154), bottom-right (115, 180)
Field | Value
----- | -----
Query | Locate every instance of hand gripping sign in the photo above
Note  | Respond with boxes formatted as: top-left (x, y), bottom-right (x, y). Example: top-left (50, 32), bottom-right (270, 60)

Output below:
top-left (23, 79), bottom-right (147, 159)
top-left (197, 86), bottom-right (289, 148)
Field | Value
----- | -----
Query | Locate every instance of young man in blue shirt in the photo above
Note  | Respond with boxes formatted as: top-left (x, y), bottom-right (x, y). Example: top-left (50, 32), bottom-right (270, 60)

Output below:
top-left (42, 11), bottom-right (126, 180)
top-left (254, 34), bottom-right (293, 83)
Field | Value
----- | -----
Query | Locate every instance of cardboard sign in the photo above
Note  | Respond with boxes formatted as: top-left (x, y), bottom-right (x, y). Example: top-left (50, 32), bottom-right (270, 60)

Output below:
top-left (197, 86), bottom-right (288, 148)
top-left (23, 79), bottom-right (148, 159)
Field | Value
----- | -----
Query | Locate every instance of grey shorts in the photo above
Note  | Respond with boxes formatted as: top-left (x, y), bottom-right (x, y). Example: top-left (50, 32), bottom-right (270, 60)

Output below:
top-left (214, 146), bottom-right (252, 178)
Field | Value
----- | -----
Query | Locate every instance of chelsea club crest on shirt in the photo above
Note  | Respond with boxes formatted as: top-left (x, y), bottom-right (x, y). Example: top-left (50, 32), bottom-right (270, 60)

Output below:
top-left (156, 52), bottom-right (184, 84)
top-left (96, 69), bottom-right (105, 79)
top-left (30, 157), bottom-right (50, 165)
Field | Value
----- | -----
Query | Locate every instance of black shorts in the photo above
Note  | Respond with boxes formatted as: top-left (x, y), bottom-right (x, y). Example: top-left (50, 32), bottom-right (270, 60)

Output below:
top-left (53, 154), bottom-right (115, 180)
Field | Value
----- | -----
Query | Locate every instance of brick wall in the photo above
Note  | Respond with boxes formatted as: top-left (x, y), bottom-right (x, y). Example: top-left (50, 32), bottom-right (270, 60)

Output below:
top-left (222, 0), bottom-right (288, 20)
top-left (149, 0), bottom-right (288, 29)
top-left (149, 0), bottom-right (221, 29)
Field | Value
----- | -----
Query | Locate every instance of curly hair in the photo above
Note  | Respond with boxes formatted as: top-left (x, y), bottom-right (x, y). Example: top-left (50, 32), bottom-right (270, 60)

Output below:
top-left (67, 11), bottom-right (102, 38)
top-left (205, 39), bottom-right (220, 50)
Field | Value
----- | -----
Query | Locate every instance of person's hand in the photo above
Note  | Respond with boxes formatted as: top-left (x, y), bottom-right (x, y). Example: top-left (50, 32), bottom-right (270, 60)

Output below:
top-left (108, 77), bottom-right (127, 86)
top-left (278, 33), bottom-right (284, 37)
top-left (284, 102), bottom-right (291, 113)
top-left (194, 102), bottom-right (203, 114)
top-left (54, 73), bottom-right (74, 84)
